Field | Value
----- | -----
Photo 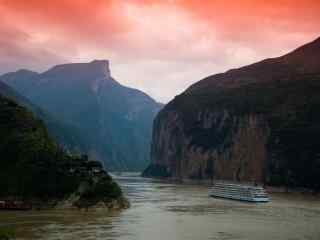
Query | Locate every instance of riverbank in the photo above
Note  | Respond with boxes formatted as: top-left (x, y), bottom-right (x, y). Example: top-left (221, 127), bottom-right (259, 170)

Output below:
top-left (1, 175), bottom-right (130, 212)
top-left (141, 175), bottom-right (320, 196)
top-left (1, 173), bottom-right (320, 240)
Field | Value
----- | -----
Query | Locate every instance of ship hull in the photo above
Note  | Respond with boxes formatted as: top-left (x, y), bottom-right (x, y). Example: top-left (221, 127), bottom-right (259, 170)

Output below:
top-left (209, 182), bottom-right (270, 203)
top-left (209, 193), bottom-right (270, 203)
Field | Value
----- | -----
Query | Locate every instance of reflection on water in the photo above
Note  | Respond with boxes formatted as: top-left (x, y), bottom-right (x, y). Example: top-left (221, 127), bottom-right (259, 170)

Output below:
top-left (1, 173), bottom-right (320, 240)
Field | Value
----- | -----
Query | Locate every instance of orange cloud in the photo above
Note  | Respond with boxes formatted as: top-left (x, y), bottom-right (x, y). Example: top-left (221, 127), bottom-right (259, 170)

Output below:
top-left (0, 0), bottom-right (319, 102)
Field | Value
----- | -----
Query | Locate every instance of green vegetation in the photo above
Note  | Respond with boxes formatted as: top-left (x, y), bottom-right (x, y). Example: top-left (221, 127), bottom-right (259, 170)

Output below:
top-left (0, 95), bottom-right (123, 203)
top-left (79, 175), bottom-right (122, 204)
top-left (0, 78), bottom-right (88, 158)
top-left (0, 227), bottom-right (15, 240)
top-left (0, 95), bottom-right (76, 199)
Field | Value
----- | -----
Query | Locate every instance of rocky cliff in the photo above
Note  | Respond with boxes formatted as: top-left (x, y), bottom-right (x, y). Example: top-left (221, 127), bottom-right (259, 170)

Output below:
top-left (1, 60), bottom-right (162, 171)
top-left (144, 37), bottom-right (320, 190)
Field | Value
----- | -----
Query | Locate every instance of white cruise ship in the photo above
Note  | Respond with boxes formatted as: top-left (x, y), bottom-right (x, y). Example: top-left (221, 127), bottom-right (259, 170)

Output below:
top-left (209, 182), bottom-right (270, 203)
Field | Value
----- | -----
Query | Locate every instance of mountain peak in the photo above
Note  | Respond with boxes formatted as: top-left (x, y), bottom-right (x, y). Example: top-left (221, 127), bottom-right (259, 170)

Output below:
top-left (280, 36), bottom-right (320, 73)
top-left (283, 36), bottom-right (320, 58)
top-left (0, 69), bottom-right (38, 79)
top-left (186, 36), bottom-right (320, 92)
top-left (313, 36), bottom-right (320, 43)
top-left (42, 60), bottom-right (111, 82)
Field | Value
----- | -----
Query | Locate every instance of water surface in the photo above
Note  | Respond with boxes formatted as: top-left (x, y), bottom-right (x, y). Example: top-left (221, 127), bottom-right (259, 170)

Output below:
top-left (1, 173), bottom-right (320, 240)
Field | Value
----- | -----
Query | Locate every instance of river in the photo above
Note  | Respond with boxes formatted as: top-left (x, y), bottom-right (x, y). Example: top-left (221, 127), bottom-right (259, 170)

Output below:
top-left (1, 173), bottom-right (320, 240)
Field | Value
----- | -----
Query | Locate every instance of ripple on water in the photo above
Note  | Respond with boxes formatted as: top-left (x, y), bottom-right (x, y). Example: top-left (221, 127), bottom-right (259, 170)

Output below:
top-left (1, 174), bottom-right (320, 240)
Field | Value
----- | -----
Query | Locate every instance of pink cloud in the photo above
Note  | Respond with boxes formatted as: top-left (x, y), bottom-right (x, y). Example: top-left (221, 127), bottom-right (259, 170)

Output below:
top-left (0, 0), bottom-right (319, 102)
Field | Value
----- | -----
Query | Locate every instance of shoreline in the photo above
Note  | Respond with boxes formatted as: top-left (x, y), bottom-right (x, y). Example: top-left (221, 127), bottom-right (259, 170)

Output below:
top-left (141, 175), bottom-right (319, 196)
top-left (0, 196), bottom-right (130, 212)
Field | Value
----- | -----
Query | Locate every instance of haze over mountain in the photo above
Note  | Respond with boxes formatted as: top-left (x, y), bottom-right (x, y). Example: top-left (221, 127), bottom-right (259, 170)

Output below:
top-left (1, 60), bottom-right (162, 171)
top-left (0, 79), bottom-right (87, 152)
top-left (144, 37), bottom-right (320, 190)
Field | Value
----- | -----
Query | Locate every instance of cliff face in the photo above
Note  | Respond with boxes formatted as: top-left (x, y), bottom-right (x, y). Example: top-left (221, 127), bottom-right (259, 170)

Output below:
top-left (144, 37), bottom-right (320, 189)
top-left (1, 60), bottom-right (162, 171)
top-left (149, 110), bottom-right (268, 182)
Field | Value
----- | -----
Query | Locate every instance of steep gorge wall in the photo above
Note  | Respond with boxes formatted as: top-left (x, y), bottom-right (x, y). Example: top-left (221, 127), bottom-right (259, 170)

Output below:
top-left (144, 76), bottom-right (320, 189)
top-left (145, 109), bottom-right (269, 183)
top-left (144, 38), bottom-right (320, 189)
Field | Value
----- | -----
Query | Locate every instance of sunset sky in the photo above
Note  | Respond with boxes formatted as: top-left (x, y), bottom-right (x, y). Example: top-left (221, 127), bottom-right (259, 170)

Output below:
top-left (0, 0), bottom-right (319, 102)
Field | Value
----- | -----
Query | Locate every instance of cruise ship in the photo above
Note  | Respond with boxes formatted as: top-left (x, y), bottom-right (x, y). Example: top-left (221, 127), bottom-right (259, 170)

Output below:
top-left (209, 182), bottom-right (270, 203)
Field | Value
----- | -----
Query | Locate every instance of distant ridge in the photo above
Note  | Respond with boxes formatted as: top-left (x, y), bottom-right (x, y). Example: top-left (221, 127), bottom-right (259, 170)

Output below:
top-left (0, 78), bottom-right (87, 152)
top-left (187, 36), bottom-right (320, 92)
top-left (1, 60), bottom-right (162, 171)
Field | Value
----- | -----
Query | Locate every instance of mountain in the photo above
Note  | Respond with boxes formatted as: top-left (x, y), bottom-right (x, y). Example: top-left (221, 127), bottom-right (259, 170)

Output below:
top-left (0, 93), bottom-right (84, 199)
top-left (144, 37), bottom-right (320, 190)
top-left (0, 78), bottom-right (38, 111)
top-left (0, 93), bottom-right (125, 207)
top-left (0, 80), bottom-right (87, 153)
top-left (1, 60), bottom-right (162, 171)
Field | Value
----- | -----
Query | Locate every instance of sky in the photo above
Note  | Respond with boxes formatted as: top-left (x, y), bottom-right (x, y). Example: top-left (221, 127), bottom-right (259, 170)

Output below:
top-left (0, 0), bottom-right (319, 103)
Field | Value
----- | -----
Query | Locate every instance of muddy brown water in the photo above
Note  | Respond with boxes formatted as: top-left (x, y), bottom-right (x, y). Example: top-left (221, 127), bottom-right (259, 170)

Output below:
top-left (1, 173), bottom-right (320, 240)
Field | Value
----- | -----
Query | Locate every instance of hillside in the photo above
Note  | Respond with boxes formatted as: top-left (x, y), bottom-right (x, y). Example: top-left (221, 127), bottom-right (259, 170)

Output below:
top-left (0, 94), bottom-right (125, 207)
top-left (0, 80), bottom-right (87, 154)
top-left (1, 60), bottom-right (162, 171)
top-left (144, 37), bottom-right (320, 191)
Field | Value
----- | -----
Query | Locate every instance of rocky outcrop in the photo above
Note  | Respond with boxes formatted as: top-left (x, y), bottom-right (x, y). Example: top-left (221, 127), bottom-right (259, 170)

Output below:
top-left (144, 37), bottom-right (320, 190)
top-left (57, 176), bottom-right (130, 211)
